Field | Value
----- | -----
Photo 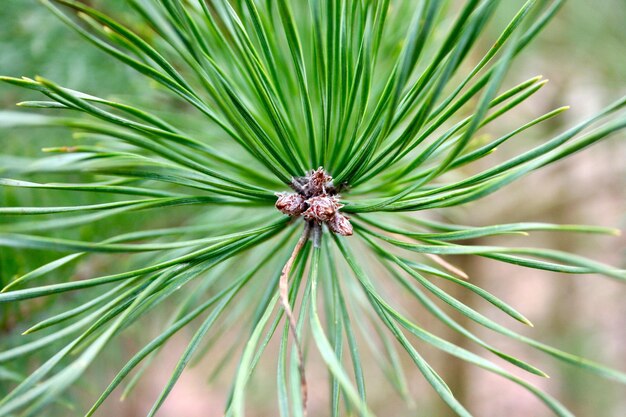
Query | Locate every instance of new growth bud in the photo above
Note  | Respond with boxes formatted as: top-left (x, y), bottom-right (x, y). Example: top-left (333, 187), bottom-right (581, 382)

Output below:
top-left (303, 195), bottom-right (341, 222)
top-left (306, 167), bottom-right (333, 196)
top-left (275, 192), bottom-right (307, 216)
top-left (328, 213), bottom-right (353, 236)
top-left (275, 168), bottom-right (352, 236)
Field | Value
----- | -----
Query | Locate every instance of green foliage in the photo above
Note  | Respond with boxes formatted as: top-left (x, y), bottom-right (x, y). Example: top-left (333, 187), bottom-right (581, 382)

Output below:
top-left (0, 0), bottom-right (625, 416)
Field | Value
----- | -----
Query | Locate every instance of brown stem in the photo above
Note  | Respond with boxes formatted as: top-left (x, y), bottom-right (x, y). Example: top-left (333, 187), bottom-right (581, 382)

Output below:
top-left (279, 221), bottom-right (311, 416)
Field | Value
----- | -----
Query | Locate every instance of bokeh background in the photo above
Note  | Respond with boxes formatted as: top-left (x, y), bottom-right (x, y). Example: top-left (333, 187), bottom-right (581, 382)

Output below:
top-left (1, 1), bottom-right (625, 416)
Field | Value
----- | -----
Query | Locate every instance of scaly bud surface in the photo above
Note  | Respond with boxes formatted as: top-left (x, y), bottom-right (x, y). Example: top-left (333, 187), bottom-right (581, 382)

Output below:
top-left (276, 168), bottom-right (352, 235)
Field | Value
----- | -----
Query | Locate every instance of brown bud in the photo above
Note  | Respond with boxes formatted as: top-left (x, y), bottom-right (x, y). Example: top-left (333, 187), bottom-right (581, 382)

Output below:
top-left (275, 192), bottom-right (306, 216)
top-left (328, 213), bottom-right (353, 236)
top-left (303, 195), bottom-right (340, 222)
top-left (306, 167), bottom-right (332, 195)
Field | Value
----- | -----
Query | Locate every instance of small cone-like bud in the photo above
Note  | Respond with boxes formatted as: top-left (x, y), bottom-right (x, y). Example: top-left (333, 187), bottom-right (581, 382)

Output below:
top-left (303, 195), bottom-right (339, 222)
top-left (277, 167), bottom-right (352, 237)
top-left (275, 192), bottom-right (306, 216)
top-left (307, 167), bottom-right (332, 195)
top-left (328, 213), bottom-right (353, 236)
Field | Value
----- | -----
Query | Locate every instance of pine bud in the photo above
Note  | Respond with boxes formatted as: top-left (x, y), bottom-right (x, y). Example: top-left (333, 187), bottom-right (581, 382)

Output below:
top-left (303, 195), bottom-right (340, 222)
top-left (275, 192), bottom-right (306, 216)
top-left (328, 213), bottom-right (353, 236)
top-left (306, 167), bottom-right (332, 195)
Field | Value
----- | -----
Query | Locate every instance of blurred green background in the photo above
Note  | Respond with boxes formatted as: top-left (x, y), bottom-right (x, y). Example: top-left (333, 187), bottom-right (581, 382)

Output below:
top-left (1, 1), bottom-right (625, 416)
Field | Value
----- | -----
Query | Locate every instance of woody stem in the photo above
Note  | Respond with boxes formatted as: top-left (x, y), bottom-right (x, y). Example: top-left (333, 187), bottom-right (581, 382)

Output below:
top-left (279, 221), bottom-right (311, 416)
